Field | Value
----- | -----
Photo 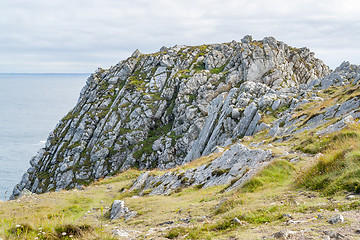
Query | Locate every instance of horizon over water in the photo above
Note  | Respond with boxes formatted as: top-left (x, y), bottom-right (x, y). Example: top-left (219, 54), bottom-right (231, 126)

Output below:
top-left (0, 73), bottom-right (88, 200)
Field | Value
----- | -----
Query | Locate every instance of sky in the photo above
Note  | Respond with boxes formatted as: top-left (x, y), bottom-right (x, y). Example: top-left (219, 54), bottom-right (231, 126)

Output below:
top-left (1, 0), bottom-right (360, 73)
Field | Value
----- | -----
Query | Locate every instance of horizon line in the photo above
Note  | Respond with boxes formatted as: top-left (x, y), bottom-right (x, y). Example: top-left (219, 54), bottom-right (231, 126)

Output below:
top-left (0, 72), bottom-right (91, 75)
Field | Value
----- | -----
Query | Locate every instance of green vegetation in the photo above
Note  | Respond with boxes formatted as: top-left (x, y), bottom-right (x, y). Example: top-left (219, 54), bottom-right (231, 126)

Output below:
top-left (177, 69), bottom-right (190, 80)
top-left (210, 62), bottom-right (228, 74)
top-left (188, 94), bottom-right (196, 103)
top-left (249, 41), bottom-right (264, 48)
top-left (62, 110), bottom-right (80, 122)
top-left (241, 160), bottom-right (295, 193)
top-left (297, 124), bottom-right (360, 195)
top-left (133, 122), bottom-right (173, 159)
top-left (193, 62), bottom-right (206, 71)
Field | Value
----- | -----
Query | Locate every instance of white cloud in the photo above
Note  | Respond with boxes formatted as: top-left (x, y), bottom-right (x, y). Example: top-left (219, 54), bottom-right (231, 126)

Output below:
top-left (0, 0), bottom-right (359, 72)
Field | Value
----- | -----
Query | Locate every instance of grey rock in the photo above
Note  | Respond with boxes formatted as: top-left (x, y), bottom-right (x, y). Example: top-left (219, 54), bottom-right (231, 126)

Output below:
top-left (241, 35), bottom-right (253, 43)
top-left (324, 230), bottom-right (347, 239)
top-left (110, 200), bottom-right (127, 219)
top-left (110, 200), bottom-right (137, 220)
top-left (111, 229), bottom-right (130, 237)
top-left (18, 188), bottom-right (35, 198)
top-left (233, 217), bottom-right (244, 225)
top-left (316, 115), bottom-right (354, 135)
top-left (130, 172), bottom-right (150, 191)
top-left (272, 229), bottom-right (296, 239)
top-left (345, 194), bottom-right (356, 200)
top-left (130, 143), bottom-right (272, 195)
top-left (159, 220), bottom-right (174, 226)
top-left (327, 214), bottom-right (344, 224)
top-left (335, 98), bottom-right (360, 118)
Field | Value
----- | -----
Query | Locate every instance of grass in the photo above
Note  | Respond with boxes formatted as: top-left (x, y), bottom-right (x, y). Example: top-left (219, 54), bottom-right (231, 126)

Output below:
top-left (2, 131), bottom-right (360, 239)
top-left (297, 124), bottom-right (360, 195)
top-left (241, 160), bottom-right (295, 193)
top-left (193, 62), bottom-right (206, 71)
top-left (0, 169), bottom-right (140, 239)
top-left (3, 78), bottom-right (360, 239)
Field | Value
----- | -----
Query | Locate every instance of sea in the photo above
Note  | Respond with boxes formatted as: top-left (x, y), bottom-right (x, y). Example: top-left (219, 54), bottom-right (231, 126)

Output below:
top-left (0, 73), bottom-right (88, 200)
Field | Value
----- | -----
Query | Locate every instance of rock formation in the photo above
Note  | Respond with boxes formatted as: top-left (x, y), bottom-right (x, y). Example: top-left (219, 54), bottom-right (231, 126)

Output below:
top-left (11, 35), bottom-right (333, 198)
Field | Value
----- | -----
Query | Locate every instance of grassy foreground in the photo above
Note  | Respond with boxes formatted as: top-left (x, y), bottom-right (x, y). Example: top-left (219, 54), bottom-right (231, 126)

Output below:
top-left (3, 84), bottom-right (360, 240)
top-left (2, 123), bottom-right (360, 239)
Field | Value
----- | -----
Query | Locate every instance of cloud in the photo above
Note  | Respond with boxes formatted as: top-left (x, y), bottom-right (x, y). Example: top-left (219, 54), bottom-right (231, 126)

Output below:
top-left (0, 0), bottom-right (359, 72)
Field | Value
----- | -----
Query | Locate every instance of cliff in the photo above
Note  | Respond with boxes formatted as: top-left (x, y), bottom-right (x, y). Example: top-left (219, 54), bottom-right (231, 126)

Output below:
top-left (12, 36), bottom-right (331, 198)
top-left (5, 36), bottom-right (360, 240)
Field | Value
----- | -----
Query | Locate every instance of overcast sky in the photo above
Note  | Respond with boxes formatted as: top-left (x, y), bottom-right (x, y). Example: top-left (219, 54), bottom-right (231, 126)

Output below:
top-left (1, 0), bottom-right (359, 73)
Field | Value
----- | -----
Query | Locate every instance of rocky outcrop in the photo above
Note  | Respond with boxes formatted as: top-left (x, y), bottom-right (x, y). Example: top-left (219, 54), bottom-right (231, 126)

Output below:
top-left (129, 143), bottom-right (272, 195)
top-left (11, 36), bottom-right (331, 199)
top-left (265, 61), bottom-right (360, 139)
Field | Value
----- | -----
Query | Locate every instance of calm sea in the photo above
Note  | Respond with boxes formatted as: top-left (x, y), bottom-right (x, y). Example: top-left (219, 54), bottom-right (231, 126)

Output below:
top-left (0, 73), bottom-right (88, 200)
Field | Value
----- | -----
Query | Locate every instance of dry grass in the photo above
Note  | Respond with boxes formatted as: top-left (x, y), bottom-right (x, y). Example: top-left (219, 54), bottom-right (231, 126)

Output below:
top-left (2, 94), bottom-right (360, 239)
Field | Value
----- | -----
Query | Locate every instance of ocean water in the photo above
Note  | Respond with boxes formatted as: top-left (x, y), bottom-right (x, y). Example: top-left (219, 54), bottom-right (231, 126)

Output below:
top-left (0, 73), bottom-right (88, 200)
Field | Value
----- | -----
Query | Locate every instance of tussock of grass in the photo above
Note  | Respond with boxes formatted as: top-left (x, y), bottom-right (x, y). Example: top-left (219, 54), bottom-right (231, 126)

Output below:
top-left (296, 130), bottom-right (358, 154)
top-left (7, 223), bottom-right (33, 236)
top-left (54, 224), bottom-right (93, 239)
top-left (242, 159), bottom-right (295, 193)
top-left (297, 124), bottom-right (360, 195)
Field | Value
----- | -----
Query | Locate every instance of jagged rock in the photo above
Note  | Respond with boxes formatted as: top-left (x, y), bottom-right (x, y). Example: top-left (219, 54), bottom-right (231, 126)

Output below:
top-left (18, 188), bottom-right (35, 199)
top-left (10, 36), bottom-right (334, 198)
top-left (109, 200), bottom-right (137, 220)
top-left (316, 115), bottom-right (355, 135)
top-left (327, 214), bottom-right (344, 224)
top-left (130, 143), bottom-right (272, 195)
top-left (130, 172), bottom-right (150, 191)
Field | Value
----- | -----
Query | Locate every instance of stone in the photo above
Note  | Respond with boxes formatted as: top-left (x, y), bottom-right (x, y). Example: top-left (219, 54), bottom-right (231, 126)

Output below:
top-left (345, 194), bottom-right (356, 200)
top-left (111, 229), bottom-right (129, 237)
top-left (272, 229), bottom-right (295, 239)
top-left (18, 188), bottom-right (35, 198)
top-left (130, 172), bottom-right (150, 191)
top-left (282, 214), bottom-right (292, 219)
top-left (327, 214), bottom-right (344, 224)
top-left (110, 200), bottom-right (127, 220)
top-left (323, 230), bottom-right (346, 239)
top-left (316, 115), bottom-right (355, 136)
top-left (159, 221), bottom-right (174, 226)
top-left (241, 35), bottom-right (253, 43)
top-left (130, 143), bottom-right (272, 195)
top-left (233, 217), bottom-right (244, 225)
top-left (324, 230), bottom-right (337, 238)
top-left (109, 200), bottom-right (137, 220)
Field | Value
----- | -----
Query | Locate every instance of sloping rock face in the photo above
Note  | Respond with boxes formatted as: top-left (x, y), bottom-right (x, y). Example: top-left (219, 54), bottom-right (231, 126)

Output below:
top-left (129, 143), bottom-right (272, 195)
top-left (11, 36), bottom-right (330, 198)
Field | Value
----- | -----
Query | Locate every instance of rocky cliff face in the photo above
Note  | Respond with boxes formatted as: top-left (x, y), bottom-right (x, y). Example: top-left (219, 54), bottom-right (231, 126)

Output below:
top-left (11, 36), bottom-right (331, 198)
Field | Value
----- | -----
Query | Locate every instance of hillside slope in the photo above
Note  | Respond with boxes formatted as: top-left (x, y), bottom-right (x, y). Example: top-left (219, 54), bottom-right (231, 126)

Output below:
top-left (11, 36), bottom-right (331, 198)
top-left (3, 36), bottom-right (360, 239)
